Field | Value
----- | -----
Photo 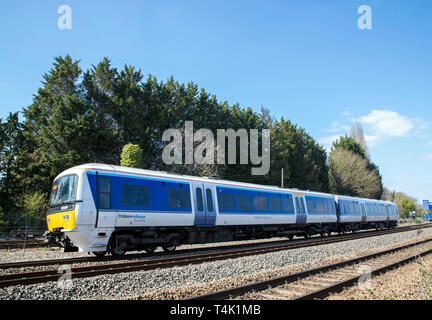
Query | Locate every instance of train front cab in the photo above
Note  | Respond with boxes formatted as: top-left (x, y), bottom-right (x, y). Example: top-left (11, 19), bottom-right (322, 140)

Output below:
top-left (45, 169), bottom-right (111, 253)
top-left (45, 173), bottom-right (80, 251)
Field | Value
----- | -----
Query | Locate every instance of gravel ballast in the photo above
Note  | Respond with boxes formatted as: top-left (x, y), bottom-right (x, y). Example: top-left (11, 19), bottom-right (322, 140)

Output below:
top-left (1, 227), bottom-right (431, 300)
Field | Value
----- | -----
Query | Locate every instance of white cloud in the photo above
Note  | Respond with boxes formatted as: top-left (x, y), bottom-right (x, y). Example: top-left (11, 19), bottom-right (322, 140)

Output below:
top-left (359, 110), bottom-right (414, 138)
top-left (319, 109), bottom-right (429, 152)
top-left (356, 110), bottom-right (430, 147)
top-left (423, 153), bottom-right (432, 161)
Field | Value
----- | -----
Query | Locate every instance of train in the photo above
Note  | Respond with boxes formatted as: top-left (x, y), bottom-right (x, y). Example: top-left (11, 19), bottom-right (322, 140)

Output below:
top-left (45, 163), bottom-right (399, 256)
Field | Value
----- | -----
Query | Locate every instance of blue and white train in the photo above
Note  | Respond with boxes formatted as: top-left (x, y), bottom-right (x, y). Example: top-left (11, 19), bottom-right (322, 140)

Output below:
top-left (46, 163), bottom-right (399, 256)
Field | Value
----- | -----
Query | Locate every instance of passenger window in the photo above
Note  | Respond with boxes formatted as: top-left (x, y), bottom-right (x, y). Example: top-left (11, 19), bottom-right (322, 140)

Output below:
top-left (295, 198), bottom-right (300, 213)
top-left (306, 199), bottom-right (315, 213)
top-left (121, 184), bottom-right (150, 206)
top-left (328, 200), bottom-right (334, 213)
top-left (269, 197), bottom-right (282, 212)
top-left (196, 188), bottom-right (203, 211)
top-left (323, 201), bottom-right (328, 213)
top-left (217, 192), bottom-right (235, 210)
top-left (300, 198), bottom-right (306, 213)
top-left (237, 194), bottom-right (253, 210)
top-left (316, 200), bottom-right (324, 213)
top-left (167, 188), bottom-right (192, 209)
top-left (98, 177), bottom-right (111, 209)
top-left (282, 196), bottom-right (295, 213)
top-left (206, 189), bottom-right (213, 212)
top-left (254, 196), bottom-right (268, 211)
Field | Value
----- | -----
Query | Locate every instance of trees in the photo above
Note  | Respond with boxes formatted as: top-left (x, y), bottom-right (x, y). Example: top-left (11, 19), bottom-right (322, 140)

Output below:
top-left (17, 55), bottom-right (88, 198)
top-left (20, 191), bottom-right (47, 229)
top-left (332, 135), bottom-right (367, 159)
top-left (400, 197), bottom-right (416, 219)
top-left (329, 136), bottom-right (383, 199)
top-left (382, 188), bottom-right (419, 219)
top-left (328, 148), bottom-right (382, 198)
top-left (0, 112), bottom-right (23, 213)
top-left (268, 118), bottom-right (329, 192)
top-left (0, 55), bottom-right (399, 229)
top-left (120, 144), bottom-right (142, 168)
top-left (350, 121), bottom-right (368, 158)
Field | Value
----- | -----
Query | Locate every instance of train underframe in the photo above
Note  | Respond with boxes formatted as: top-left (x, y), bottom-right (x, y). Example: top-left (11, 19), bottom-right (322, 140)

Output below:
top-left (45, 228), bottom-right (79, 252)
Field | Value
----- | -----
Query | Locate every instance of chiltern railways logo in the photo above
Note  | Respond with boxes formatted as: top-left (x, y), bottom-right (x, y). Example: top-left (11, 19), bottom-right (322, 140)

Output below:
top-left (118, 214), bottom-right (147, 219)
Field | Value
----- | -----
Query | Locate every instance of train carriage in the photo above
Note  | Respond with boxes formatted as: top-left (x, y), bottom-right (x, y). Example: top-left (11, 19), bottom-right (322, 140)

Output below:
top-left (46, 163), bottom-right (399, 256)
top-left (334, 195), bottom-right (398, 232)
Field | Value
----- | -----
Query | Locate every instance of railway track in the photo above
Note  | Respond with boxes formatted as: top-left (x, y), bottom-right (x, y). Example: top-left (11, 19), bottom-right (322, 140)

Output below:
top-left (0, 223), bottom-right (428, 270)
top-left (0, 239), bottom-right (53, 250)
top-left (0, 223), bottom-right (430, 288)
top-left (184, 237), bottom-right (432, 300)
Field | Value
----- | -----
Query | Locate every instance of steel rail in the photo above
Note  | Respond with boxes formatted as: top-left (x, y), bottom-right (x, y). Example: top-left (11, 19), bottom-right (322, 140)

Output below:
top-left (0, 224), bottom-right (429, 288)
top-left (293, 247), bottom-right (432, 300)
top-left (0, 240), bottom-right (53, 249)
top-left (0, 223), bottom-right (429, 272)
top-left (184, 237), bottom-right (432, 300)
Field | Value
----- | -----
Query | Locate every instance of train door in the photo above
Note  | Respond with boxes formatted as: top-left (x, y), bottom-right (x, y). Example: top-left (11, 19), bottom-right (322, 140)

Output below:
top-left (385, 205), bottom-right (390, 222)
top-left (203, 183), bottom-right (216, 225)
top-left (192, 182), bottom-right (216, 226)
top-left (360, 202), bottom-right (367, 223)
top-left (294, 195), bottom-right (307, 224)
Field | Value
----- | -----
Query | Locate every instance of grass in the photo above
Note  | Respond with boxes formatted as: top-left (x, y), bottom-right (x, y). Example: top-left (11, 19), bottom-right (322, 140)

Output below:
top-left (417, 257), bottom-right (432, 300)
top-left (415, 217), bottom-right (424, 224)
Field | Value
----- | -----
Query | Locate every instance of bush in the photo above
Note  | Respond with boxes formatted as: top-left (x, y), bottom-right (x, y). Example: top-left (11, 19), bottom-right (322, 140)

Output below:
top-left (120, 144), bottom-right (142, 168)
top-left (415, 216), bottom-right (424, 224)
top-left (328, 148), bottom-right (382, 199)
top-left (20, 191), bottom-right (48, 229)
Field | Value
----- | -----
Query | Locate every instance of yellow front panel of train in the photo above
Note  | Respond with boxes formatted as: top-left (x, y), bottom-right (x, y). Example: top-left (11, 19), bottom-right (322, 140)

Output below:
top-left (47, 209), bottom-right (76, 231)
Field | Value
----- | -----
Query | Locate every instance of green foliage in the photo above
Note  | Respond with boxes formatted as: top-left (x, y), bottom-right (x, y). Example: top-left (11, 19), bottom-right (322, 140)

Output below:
top-left (382, 188), bottom-right (420, 219)
top-left (0, 112), bottom-right (23, 214)
top-left (419, 261), bottom-right (432, 300)
top-left (415, 216), bottom-right (423, 224)
top-left (120, 144), bottom-right (142, 168)
top-left (268, 118), bottom-right (329, 192)
top-left (328, 148), bottom-right (382, 199)
top-left (332, 135), bottom-right (367, 159)
top-left (19, 191), bottom-right (48, 229)
top-left (22, 191), bottom-right (47, 216)
top-left (400, 197), bottom-right (416, 219)
top-left (330, 135), bottom-right (383, 199)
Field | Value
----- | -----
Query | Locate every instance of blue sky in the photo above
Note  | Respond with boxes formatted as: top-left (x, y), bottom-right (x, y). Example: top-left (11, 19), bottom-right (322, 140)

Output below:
top-left (0, 1), bottom-right (431, 203)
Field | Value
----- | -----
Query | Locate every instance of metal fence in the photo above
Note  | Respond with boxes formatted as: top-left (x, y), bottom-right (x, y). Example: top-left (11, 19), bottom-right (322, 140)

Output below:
top-left (0, 213), bottom-right (47, 239)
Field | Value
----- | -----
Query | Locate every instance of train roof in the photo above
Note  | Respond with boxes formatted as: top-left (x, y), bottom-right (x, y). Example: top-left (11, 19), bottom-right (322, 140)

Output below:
top-left (61, 163), bottom-right (333, 197)
top-left (335, 194), bottom-right (395, 205)
top-left (60, 163), bottom-right (395, 204)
